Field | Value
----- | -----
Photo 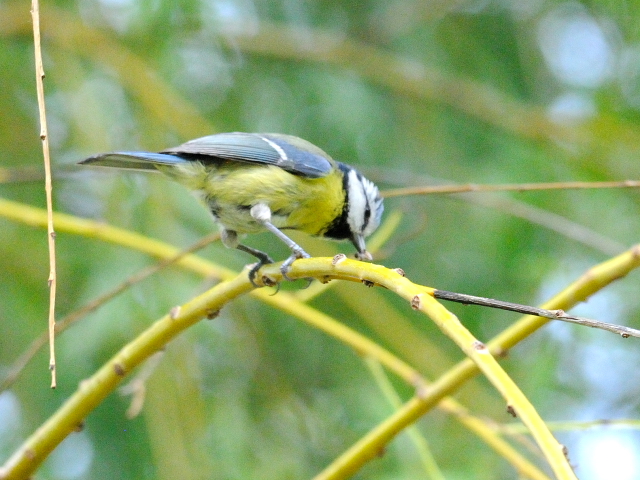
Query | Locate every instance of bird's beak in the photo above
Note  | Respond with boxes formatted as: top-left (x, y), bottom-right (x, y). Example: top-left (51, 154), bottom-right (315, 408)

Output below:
top-left (352, 234), bottom-right (372, 261)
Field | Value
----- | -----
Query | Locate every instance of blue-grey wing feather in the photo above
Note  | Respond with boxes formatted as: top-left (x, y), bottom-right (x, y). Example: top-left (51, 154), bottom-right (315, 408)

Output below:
top-left (79, 152), bottom-right (187, 170)
top-left (162, 132), bottom-right (333, 178)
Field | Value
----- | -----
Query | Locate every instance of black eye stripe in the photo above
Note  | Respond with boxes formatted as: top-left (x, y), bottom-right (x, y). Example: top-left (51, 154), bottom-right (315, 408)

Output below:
top-left (326, 164), bottom-right (381, 239)
top-left (324, 163), bottom-right (352, 240)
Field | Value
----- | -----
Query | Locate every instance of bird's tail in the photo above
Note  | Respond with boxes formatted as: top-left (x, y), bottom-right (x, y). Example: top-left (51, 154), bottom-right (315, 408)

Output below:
top-left (79, 152), bottom-right (189, 171)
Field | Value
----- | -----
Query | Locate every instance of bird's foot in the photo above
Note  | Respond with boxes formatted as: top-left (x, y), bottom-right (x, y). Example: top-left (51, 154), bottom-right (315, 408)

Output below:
top-left (280, 247), bottom-right (312, 283)
top-left (247, 254), bottom-right (275, 287)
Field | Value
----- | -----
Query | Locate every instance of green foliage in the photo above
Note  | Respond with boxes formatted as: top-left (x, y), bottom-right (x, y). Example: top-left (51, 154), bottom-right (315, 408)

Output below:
top-left (2, 1), bottom-right (640, 479)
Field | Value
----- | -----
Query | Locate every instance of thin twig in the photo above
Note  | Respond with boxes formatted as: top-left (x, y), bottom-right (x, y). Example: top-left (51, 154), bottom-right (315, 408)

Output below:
top-left (382, 180), bottom-right (640, 198)
top-left (31, 0), bottom-right (57, 388)
top-left (368, 167), bottom-right (626, 255)
top-left (497, 418), bottom-right (640, 434)
top-left (433, 290), bottom-right (640, 338)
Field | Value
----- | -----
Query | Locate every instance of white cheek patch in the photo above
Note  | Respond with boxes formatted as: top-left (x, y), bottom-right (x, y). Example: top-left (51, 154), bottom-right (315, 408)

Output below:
top-left (361, 177), bottom-right (383, 237)
top-left (347, 169), bottom-right (367, 233)
top-left (345, 168), bottom-right (383, 238)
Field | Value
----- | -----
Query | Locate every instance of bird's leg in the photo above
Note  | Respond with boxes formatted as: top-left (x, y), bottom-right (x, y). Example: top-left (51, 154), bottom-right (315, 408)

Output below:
top-left (221, 228), bottom-right (274, 286)
top-left (250, 204), bottom-right (311, 280)
top-left (235, 244), bottom-right (275, 286)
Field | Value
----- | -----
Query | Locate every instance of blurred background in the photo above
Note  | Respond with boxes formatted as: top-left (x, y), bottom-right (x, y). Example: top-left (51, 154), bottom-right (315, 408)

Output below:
top-left (2, 0), bottom-right (640, 478)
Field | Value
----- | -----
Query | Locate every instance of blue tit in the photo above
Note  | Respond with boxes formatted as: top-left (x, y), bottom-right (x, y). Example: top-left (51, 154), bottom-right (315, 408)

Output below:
top-left (79, 132), bottom-right (384, 282)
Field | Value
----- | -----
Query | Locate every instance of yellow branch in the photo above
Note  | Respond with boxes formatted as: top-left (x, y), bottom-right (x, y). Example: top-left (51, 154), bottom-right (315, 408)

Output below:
top-left (0, 197), bottom-right (233, 279)
top-left (311, 245), bottom-right (640, 479)
top-left (0, 272), bottom-right (254, 480)
top-left (4, 198), bottom-right (638, 479)
top-left (0, 198), bottom-right (421, 386)
top-left (0, 258), bottom-right (574, 479)
top-left (259, 259), bottom-right (576, 480)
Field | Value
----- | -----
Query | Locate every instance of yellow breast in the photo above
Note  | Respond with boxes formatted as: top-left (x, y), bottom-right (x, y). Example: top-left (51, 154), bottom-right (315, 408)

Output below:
top-left (159, 162), bottom-right (345, 236)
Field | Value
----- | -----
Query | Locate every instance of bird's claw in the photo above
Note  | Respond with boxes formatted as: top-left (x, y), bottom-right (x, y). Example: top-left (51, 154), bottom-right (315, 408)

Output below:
top-left (247, 255), bottom-right (274, 287)
top-left (247, 247), bottom-right (313, 287)
top-left (280, 248), bottom-right (311, 282)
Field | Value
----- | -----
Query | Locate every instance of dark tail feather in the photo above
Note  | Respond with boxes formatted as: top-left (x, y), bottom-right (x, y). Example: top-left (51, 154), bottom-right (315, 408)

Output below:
top-left (78, 152), bottom-right (189, 171)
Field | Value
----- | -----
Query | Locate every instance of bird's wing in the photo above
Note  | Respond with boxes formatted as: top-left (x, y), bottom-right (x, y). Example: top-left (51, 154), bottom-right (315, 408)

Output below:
top-left (78, 152), bottom-right (188, 171)
top-left (161, 132), bottom-right (334, 178)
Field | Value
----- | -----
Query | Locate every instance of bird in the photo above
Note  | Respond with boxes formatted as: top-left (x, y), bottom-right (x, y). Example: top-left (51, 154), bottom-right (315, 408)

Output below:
top-left (79, 132), bottom-right (384, 283)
